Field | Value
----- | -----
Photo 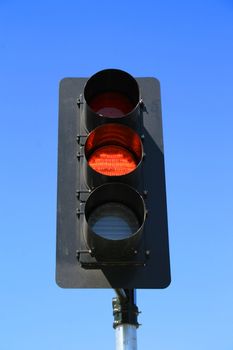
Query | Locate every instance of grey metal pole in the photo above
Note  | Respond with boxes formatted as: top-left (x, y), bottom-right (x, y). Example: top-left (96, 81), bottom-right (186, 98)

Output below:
top-left (115, 324), bottom-right (137, 350)
top-left (113, 289), bottom-right (140, 350)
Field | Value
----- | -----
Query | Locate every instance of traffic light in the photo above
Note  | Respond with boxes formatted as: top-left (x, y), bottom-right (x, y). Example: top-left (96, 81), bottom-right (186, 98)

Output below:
top-left (56, 69), bottom-right (171, 288)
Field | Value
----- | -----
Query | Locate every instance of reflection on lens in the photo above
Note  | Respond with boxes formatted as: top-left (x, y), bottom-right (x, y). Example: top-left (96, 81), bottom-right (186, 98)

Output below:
top-left (88, 202), bottom-right (140, 240)
top-left (89, 91), bottom-right (134, 117)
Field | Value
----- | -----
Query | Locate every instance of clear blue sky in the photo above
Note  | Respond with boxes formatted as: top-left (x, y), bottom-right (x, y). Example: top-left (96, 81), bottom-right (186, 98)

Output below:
top-left (0, 1), bottom-right (233, 349)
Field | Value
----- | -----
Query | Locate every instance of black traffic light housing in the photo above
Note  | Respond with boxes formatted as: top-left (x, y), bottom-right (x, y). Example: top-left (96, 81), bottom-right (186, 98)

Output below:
top-left (56, 69), bottom-right (171, 288)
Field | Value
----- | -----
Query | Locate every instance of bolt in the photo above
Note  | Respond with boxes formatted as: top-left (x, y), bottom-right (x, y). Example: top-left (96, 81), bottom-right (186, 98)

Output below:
top-left (145, 250), bottom-right (150, 257)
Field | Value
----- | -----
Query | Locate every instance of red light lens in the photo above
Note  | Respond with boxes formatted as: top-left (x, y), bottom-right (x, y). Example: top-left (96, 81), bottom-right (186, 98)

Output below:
top-left (85, 124), bottom-right (143, 177)
top-left (89, 92), bottom-right (134, 118)
top-left (88, 145), bottom-right (137, 176)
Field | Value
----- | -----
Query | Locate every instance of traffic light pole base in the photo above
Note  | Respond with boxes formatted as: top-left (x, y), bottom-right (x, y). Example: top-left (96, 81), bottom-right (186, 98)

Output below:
top-left (112, 289), bottom-right (140, 350)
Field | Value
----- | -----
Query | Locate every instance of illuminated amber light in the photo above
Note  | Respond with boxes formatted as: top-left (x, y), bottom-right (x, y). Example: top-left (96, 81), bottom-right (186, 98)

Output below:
top-left (85, 124), bottom-right (143, 177)
top-left (88, 145), bottom-right (137, 176)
